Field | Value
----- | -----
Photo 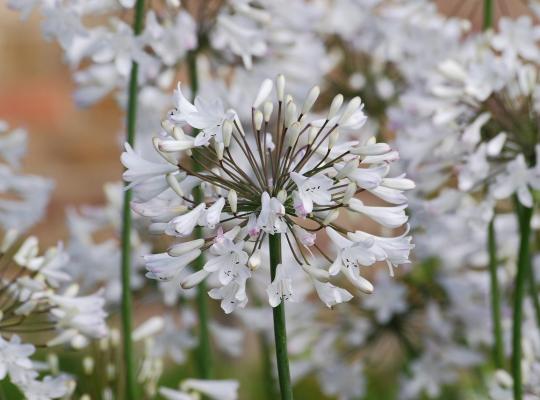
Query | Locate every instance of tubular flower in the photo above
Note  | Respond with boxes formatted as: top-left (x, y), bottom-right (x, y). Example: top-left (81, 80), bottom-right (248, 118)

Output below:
top-left (124, 75), bottom-right (414, 313)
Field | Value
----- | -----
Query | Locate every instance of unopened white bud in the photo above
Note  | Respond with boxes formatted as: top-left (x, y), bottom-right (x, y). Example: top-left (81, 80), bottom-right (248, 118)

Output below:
top-left (253, 78), bottom-right (273, 109)
top-left (302, 86), bottom-right (320, 115)
top-left (83, 357), bottom-right (94, 375)
top-left (277, 189), bottom-right (288, 203)
top-left (302, 264), bottom-right (330, 282)
top-left (172, 126), bottom-right (185, 140)
top-left (328, 128), bottom-right (340, 149)
top-left (248, 250), bottom-right (262, 271)
top-left (349, 273), bottom-right (374, 294)
top-left (335, 158), bottom-right (359, 180)
top-left (234, 114), bottom-right (245, 136)
top-left (276, 74), bottom-right (286, 102)
top-left (228, 190), bottom-right (238, 213)
top-left (323, 209), bottom-right (339, 225)
top-left (284, 101), bottom-right (297, 127)
top-left (214, 142), bottom-right (224, 161)
top-left (168, 239), bottom-right (204, 256)
top-left (254, 110), bottom-right (264, 131)
top-left (161, 119), bottom-right (174, 134)
top-left (263, 102), bottom-right (273, 122)
top-left (1, 230), bottom-right (18, 252)
top-left (80, 395), bottom-right (91, 400)
top-left (133, 317), bottom-right (164, 342)
top-left (180, 269), bottom-right (210, 289)
top-left (48, 353), bottom-right (59, 375)
top-left (286, 122), bottom-right (301, 147)
top-left (222, 120), bottom-right (233, 147)
top-left (342, 182), bottom-right (357, 204)
top-left (166, 173), bottom-right (184, 197)
top-left (338, 97), bottom-right (361, 125)
top-left (328, 94), bottom-right (344, 120)
top-left (308, 126), bottom-right (318, 145)
top-left (149, 223), bottom-right (167, 235)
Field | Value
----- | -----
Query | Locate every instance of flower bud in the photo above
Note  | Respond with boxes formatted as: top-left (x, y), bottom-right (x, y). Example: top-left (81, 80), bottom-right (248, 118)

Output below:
top-left (277, 189), bottom-right (288, 203)
top-left (302, 264), bottom-right (330, 282)
top-left (254, 110), bottom-right (264, 131)
top-left (47, 353), bottom-right (59, 375)
top-left (172, 126), bottom-right (185, 140)
top-left (161, 119), bottom-right (174, 134)
top-left (83, 357), bottom-right (94, 375)
top-left (168, 239), bottom-right (204, 256)
top-left (328, 128), bottom-right (340, 149)
top-left (323, 209), bottom-right (339, 225)
top-left (276, 74), bottom-right (286, 102)
top-left (327, 94), bottom-right (343, 120)
top-left (338, 97), bottom-right (361, 125)
top-left (286, 122), bottom-right (301, 147)
top-left (263, 101), bottom-right (273, 122)
top-left (228, 190), bottom-right (238, 213)
top-left (181, 269), bottom-right (210, 289)
top-left (307, 126), bottom-right (318, 145)
top-left (302, 85), bottom-right (320, 115)
top-left (222, 119), bottom-right (233, 147)
top-left (342, 182), bottom-right (357, 204)
top-left (248, 250), bottom-right (262, 271)
top-left (110, 329), bottom-right (120, 347)
top-left (214, 141), bottom-right (224, 161)
top-left (253, 78), bottom-right (273, 109)
top-left (335, 158), bottom-right (359, 180)
top-left (132, 317), bottom-right (164, 342)
top-left (284, 101), bottom-right (297, 128)
top-left (166, 173), bottom-right (184, 197)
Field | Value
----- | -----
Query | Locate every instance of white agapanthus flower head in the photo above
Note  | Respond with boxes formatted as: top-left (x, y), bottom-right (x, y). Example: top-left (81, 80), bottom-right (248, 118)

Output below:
top-left (123, 75), bottom-right (414, 313)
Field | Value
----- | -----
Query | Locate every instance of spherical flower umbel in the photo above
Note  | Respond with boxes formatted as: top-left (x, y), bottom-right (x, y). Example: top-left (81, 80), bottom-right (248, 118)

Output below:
top-left (123, 75), bottom-right (415, 313)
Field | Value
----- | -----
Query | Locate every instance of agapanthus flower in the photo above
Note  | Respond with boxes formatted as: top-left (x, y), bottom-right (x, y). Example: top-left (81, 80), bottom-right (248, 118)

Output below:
top-left (0, 231), bottom-right (108, 348)
top-left (124, 75), bottom-right (414, 313)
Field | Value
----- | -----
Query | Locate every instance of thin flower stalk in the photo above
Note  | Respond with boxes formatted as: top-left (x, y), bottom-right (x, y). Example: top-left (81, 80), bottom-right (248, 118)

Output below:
top-left (121, 0), bottom-right (146, 398)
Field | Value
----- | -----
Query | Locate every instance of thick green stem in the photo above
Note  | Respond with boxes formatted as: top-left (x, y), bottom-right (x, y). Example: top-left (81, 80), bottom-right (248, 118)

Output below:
top-left (187, 51), bottom-right (213, 379)
top-left (512, 203), bottom-right (533, 400)
top-left (120, 1), bottom-right (145, 399)
top-left (269, 234), bottom-right (293, 400)
top-left (259, 332), bottom-right (279, 400)
top-left (483, 0), bottom-right (494, 30)
top-left (488, 218), bottom-right (505, 369)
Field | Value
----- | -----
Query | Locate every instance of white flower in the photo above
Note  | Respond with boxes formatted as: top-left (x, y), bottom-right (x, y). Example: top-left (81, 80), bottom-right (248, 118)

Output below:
top-left (492, 153), bottom-right (540, 207)
top-left (312, 280), bottom-right (353, 308)
top-left (170, 84), bottom-right (234, 146)
top-left (144, 250), bottom-right (201, 281)
top-left (257, 192), bottom-right (287, 234)
top-left (290, 172), bottom-right (333, 215)
top-left (167, 204), bottom-right (206, 237)
top-left (209, 281), bottom-right (249, 314)
top-left (267, 264), bottom-right (298, 307)
top-left (121, 143), bottom-right (178, 190)
top-left (348, 198), bottom-right (408, 228)
top-left (0, 335), bottom-right (35, 383)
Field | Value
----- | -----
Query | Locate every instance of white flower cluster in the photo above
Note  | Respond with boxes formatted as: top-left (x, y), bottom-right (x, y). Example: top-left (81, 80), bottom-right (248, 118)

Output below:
top-left (123, 75), bottom-right (414, 314)
top-left (0, 121), bottom-right (53, 232)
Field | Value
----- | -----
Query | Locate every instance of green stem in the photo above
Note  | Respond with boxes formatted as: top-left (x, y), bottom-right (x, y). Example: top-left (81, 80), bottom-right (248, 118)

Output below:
top-left (259, 332), bottom-right (279, 400)
top-left (120, 1), bottom-right (145, 399)
top-left (187, 51), bottom-right (213, 379)
top-left (269, 234), bottom-right (293, 400)
top-left (483, 0), bottom-right (494, 30)
top-left (512, 202), bottom-right (533, 400)
top-left (488, 218), bottom-right (505, 369)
